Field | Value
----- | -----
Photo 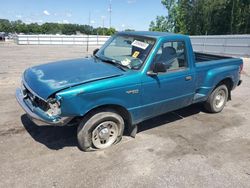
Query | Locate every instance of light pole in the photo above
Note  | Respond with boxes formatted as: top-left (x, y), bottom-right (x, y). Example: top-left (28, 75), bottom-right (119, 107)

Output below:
top-left (101, 16), bottom-right (105, 35)
top-left (108, 0), bottom-right (112, 28)
top-left (87, 11), bottom-right (91, 53)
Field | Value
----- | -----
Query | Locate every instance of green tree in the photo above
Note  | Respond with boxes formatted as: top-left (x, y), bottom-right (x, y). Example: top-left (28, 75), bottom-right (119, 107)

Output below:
top-left (0, 19), bottom-right (117, 35)
top-left (105, 28), bottom-right (116, 35)
top-left (150, 0), bottom-right (250, 35)
top-left (124, 29), bottom-right (135, 32)
top-left (27, 23), bottom-right (41, 34)
top-left (149, 16), bottom-right (169, 32)
top-left (149, 0), bottom-right (178, 32)
top-left (0, 19), bottom-right (12, 33)
top-left (174, 0), bottom-right (189, 34)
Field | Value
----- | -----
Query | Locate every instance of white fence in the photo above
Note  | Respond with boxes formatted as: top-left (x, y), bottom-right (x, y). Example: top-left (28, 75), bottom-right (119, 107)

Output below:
top-left (14, 34), bottom-right (250, 57)
top-left (190, 35), bottom-right (250, 57)
top-left (15, 34), bottom-right (110, 46)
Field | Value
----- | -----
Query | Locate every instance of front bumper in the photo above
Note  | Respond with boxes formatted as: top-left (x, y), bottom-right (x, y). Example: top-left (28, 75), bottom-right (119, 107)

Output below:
top-left (15, 88), bottom-right (72, 126)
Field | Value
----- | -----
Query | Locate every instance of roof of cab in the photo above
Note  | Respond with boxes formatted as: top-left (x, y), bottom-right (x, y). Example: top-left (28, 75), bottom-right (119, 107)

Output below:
top-left (117, 31), bottom-right (186, 39)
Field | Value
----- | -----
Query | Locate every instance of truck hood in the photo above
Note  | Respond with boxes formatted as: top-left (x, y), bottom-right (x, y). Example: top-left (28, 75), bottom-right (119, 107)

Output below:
top-left (23, 57), bottom-right (124, 100)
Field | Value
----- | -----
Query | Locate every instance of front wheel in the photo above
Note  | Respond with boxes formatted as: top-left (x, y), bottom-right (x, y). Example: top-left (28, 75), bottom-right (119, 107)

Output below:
top-left (204, 84), bottom-right (228, 113)
top-left (77, 110), bottom-right (124, 151)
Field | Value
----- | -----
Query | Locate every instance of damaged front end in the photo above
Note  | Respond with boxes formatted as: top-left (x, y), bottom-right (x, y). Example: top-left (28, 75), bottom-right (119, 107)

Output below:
top-left (16, 81), bottom-right (72, 126)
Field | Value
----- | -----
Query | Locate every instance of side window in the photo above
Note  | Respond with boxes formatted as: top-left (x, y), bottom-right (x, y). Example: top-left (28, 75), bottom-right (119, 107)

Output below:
top-left (154, 41), bottom-right (188, 72)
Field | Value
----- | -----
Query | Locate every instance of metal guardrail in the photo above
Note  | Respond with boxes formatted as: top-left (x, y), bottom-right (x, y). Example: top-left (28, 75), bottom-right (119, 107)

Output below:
top-left (190, 35), bottom-right (250, 57)
top-left (14, 34), bottom-right (250, 57)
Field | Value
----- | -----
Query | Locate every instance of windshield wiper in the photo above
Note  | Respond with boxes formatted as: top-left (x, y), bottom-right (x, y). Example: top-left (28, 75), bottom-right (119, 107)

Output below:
top-left (104, 59), bottom-right (127, 71)
top-left (95, 56), bottom-right (127, 71)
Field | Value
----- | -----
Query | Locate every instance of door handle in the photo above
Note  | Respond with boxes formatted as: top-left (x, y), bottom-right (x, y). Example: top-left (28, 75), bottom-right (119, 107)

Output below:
top-left (185, 76), bottom-right (192, 81)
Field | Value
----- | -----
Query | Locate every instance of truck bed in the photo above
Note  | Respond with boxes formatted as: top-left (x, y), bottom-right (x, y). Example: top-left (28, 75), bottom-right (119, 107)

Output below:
top-left (195, 52), bottom-right (231, 63)
top-left (193, 51), bottom-right (242, 103)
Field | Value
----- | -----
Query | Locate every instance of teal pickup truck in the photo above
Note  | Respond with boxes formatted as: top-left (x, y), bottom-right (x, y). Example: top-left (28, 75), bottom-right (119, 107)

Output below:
top-left (16, 31), bottom-right (243, 151)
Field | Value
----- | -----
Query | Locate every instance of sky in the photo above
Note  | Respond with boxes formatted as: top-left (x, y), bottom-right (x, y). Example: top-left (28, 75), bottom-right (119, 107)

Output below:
top-left (0, 0), bottom-right (166, 31)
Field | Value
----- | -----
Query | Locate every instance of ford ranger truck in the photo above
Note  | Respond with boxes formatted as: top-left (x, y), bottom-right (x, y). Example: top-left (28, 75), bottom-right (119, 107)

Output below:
top-left (16, 31), bottom-right (243, 151)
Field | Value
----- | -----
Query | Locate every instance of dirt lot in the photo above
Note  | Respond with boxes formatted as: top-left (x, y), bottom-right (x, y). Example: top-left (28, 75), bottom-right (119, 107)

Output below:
top-left (0, 43), bottom-right (250, 188)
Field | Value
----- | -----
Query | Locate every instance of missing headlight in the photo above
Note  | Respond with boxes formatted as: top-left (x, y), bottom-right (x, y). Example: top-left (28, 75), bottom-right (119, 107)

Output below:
top-left (46, 101), bottom-right (61, 117)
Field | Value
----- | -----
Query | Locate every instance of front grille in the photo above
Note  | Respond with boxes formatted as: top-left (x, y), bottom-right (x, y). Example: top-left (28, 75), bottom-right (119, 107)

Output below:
top-left (34, 96), bottom-right (49, 111)
top-left (23, 84), bottom-right (49, 111)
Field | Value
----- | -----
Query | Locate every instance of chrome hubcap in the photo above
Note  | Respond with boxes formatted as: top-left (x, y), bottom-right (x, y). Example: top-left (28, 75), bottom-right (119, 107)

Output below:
top-left (98, 128), bottom-right (109, 140)
top-left (214, 90), bottom-right (226, 109)
top-left (92, 121), bottom-right (119, 149)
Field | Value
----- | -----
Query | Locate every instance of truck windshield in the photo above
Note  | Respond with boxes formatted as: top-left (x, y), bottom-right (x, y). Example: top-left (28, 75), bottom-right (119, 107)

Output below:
top-left (96, 35), bottom-right (155, 70)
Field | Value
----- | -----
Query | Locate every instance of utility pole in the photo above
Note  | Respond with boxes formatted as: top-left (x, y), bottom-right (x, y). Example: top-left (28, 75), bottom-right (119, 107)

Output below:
top-left (87, 11), bottom-right (91, 53)
top-left (101, 16), bottom-right (105, 35)
top-left (108, 0), bottom-right (112, 28)
top-left (88, 12), bottom-right (91, 27)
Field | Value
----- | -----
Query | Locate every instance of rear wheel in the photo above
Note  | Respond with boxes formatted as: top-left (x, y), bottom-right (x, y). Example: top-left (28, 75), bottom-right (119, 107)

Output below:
top-left (204, 84), bottom-right (228, 113)
top-left (77, 110), bottom-right (124, 151)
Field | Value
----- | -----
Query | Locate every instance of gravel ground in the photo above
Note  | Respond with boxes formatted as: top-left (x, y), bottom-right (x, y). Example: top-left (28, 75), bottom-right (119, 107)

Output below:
top-left (0, 43), bottom-right (250, 188)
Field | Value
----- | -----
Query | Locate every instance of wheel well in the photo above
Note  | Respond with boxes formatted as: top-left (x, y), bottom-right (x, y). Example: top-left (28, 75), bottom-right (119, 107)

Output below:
top-left (215, 78), bottom-right (233, 100)
top-left (217, 78), bottom-right (233, 90)
top-left (82, 104), bottom-right (132, 129)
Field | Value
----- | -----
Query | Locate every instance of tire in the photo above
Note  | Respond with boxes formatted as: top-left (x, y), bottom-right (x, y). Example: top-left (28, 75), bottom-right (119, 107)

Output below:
top-left (77, 110), bottom-right (124, 151)
top-left (204, 84), bottom-right (228, 113)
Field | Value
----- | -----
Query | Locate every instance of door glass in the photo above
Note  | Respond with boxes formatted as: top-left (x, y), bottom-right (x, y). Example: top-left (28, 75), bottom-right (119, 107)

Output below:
top-left (154, 41), bottom-right (187, 72)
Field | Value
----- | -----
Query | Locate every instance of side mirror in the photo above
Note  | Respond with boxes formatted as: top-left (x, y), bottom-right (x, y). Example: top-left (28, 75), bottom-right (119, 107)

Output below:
top-left (147, 62), bottom-right (166, 76)
top-left (93, 48), bottom-right (99, 56)
top-left (154, 62), bottom-right (166, 73)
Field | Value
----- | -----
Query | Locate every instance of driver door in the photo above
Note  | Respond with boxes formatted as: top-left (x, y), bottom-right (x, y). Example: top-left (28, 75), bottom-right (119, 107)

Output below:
top-left (141, 40), bottom-right (196, 119)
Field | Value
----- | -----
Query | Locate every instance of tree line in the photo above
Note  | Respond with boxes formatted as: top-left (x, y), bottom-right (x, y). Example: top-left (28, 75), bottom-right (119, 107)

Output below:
top-left (149, 0), bottom-right (250, 35)
top-left (0, 19), bottom-right (116, 35)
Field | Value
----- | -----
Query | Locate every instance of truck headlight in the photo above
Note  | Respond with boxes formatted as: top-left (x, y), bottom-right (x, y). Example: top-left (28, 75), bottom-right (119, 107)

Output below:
top-left (20, 83), bottom-right (27, 97)
top-left (46, 101), bottom-right (61, 117)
